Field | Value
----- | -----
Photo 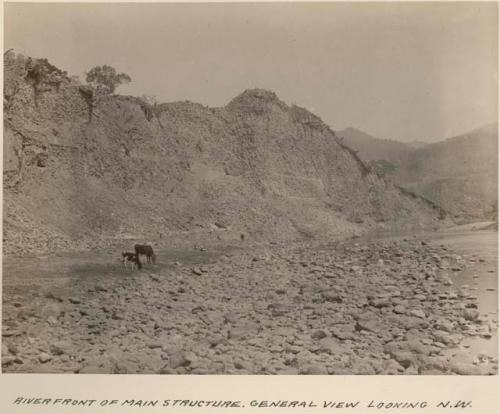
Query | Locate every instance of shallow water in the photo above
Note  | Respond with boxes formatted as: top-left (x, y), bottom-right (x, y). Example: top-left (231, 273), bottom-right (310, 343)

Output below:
top-left (427, 229), bottom-right (498, 358)
top-left (2, 246), bottom-right (231, 294)
top-left (360, 224), bottom-right (498, 362)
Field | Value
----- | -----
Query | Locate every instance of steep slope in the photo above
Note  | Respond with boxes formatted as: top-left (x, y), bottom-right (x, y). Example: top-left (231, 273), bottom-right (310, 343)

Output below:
top-left (3, 53), bottom-right (442, 255)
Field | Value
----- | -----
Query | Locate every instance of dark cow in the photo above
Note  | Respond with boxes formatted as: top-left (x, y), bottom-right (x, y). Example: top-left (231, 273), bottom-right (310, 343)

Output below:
top-left (122, 252), bottom-right (142, 270)
top-left (134, 244), bottom-right (156, 264)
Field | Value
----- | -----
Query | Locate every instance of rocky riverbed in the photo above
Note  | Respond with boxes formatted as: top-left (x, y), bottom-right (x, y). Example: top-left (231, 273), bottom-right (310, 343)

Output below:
top-left (2, 233), bottom-right (498, 375)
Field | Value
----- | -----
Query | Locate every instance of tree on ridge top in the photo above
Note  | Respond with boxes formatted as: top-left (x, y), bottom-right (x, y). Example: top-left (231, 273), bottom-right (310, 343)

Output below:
top-left (85, 65), bottom-right (131, 95)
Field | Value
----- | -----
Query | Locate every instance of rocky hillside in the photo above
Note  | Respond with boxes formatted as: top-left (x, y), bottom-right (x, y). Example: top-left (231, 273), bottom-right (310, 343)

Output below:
top-left (338, 125), bottom-right (498, 221)
top-left (3, 53), bottom-right (443, 255)
top-left (396, 124), bottom-right (498, 220)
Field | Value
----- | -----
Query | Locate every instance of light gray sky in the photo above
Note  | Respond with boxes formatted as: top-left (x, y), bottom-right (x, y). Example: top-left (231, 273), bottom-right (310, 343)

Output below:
top-left (4, 2), bottom-right (498, 142)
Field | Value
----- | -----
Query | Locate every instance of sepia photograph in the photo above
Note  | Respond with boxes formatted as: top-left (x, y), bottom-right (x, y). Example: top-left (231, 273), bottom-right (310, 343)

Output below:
top-left (2, 1), bottom-right (498, 378)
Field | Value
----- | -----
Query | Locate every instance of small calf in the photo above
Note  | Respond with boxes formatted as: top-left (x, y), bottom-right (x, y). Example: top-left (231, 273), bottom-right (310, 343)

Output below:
top-left (122, 252), bottom-right (142, 270)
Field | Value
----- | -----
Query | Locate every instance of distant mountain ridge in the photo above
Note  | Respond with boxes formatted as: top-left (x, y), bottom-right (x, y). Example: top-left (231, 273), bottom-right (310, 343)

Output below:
top-left (338, 124), bottom-right (498, 220)
top-left (338, 127), bottom-right (411, 164)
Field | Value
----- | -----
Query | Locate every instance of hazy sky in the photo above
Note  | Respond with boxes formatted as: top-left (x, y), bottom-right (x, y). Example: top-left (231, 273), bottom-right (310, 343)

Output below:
top-left (4, 2), bottom-right (498, 142)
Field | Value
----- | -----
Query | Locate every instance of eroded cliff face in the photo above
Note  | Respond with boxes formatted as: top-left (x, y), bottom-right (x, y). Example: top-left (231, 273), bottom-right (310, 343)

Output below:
top-left (3, 54), bottom-right (442, 254)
